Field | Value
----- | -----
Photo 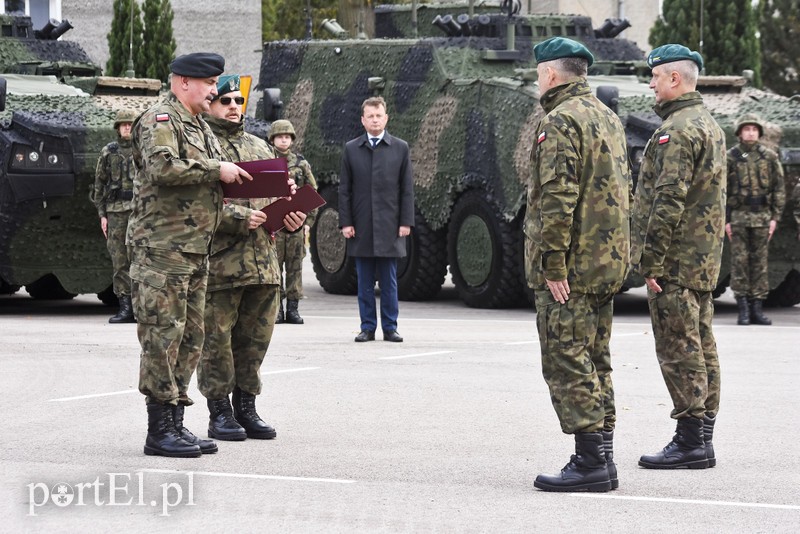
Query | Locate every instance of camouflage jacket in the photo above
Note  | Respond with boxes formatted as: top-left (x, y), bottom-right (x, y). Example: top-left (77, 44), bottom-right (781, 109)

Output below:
top-left (525, 79), bottom-right (631, 294)
top-left (127, 91), bottom-right (224, 254)
top-left (726, 141), bottom-right (785, 226)
top-left (274, 148), bottom-right (318, 228)
top-left (91, 137), bottom-right (135, 217)
top-left (205, 114), bottom-right (280, 291)
top-left (631, 91), bottom-right (726, 291)
top-left (794, 182), bottom-right (800, 229)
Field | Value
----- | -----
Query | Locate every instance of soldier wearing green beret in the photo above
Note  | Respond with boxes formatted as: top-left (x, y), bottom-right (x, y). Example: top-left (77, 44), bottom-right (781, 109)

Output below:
top-left (526, 36), bottom-right (631, 492)
top-left (198, 75), bottom-right (305, 442)
top-left (268, 119), bottom-right (318, 325)
top-left (127, 52), bottom-right (255, 458)
top-left (91, 109), bottom-right (138, 324)
top-left (633, 44), bottom-right (726, 470)
top-left (726, 113), bottom-right (785, 326)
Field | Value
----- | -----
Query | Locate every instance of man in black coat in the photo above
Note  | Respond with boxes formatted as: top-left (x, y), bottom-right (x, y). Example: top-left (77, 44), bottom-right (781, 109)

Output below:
top-left (339, 96), bottom-right (415, 342)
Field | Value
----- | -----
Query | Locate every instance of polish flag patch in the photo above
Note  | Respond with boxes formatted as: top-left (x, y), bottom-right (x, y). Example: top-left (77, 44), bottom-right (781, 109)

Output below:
top-left (537, 131), bottom-right (546, 144)
top-left (155, 113), bottom-right (170, 122)
top-left (658, 134), bottom-right (670, 144)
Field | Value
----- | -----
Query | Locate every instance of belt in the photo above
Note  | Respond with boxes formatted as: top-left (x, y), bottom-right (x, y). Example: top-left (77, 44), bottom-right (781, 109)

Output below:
top-left (744, 196), bottom-right (767, 206)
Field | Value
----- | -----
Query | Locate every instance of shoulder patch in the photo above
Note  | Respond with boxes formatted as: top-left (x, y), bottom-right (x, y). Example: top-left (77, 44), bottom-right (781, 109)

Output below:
top-left (658, 134), bottom-right (670, 145)
top-left (537, 131), bottom-right (546, 144)
top-left (155, 113), bottom-right (170, 122)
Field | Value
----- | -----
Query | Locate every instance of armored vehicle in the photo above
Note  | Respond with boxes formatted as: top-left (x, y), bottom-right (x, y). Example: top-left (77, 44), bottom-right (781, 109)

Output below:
top-left (0, 14), bottom-right (160, 301)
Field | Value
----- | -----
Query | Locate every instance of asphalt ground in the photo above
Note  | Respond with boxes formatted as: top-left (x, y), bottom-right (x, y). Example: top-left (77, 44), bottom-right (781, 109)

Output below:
top-left (1, 258), bottom-right (799, 533)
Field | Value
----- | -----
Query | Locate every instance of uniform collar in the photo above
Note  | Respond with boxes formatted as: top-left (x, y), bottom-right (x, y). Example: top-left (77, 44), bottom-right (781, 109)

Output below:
top-left (539, 78), bottom-right (591, 114)
top-left (203, 113), bottom-right (244, 137)
top-left (653, 91), bottom-right (704, 119)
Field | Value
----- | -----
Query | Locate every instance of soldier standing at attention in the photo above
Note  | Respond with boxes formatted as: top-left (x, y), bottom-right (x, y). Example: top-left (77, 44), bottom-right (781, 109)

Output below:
top-left (633, 45), bottom-right (726, 470)
top-left (526, 37), bottom-right (631, 493)
top-left (127, 53), bottom-right (253, 458)
top-left (269, 119), bottom-right (318, 325)
top-left (91, 109), bottom-right (138, 324)
top-left (199, 76), bottom-right (305, 441)
top-left (726, 113), bottom-right (785, 325)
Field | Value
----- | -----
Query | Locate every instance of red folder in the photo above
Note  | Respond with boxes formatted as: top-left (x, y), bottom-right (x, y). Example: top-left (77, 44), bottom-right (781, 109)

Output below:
top-left (220, 158), bottom-right (291, 198)
top-left (260, 185), bottom-right (326, 234)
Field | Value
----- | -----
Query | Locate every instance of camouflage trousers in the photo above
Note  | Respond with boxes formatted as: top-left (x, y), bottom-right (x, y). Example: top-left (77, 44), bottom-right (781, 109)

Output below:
top-left (647, 282), bottom-right (721, 419)
top-left (729, 225), bottom-right (770, 300)
top-left (275, 229), bottom-right (306, 300)
top-left (130, 246), bottom-right (209, 405)
top-left (106, 210), bottom-right (131, 297)
top-left (198, 284), bottom-right (279, 399)
top-left (534, 290), bottom-right (616, 434)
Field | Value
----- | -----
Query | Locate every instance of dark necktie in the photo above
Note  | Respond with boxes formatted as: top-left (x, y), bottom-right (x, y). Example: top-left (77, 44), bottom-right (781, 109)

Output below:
top-left (371, 137), bottom-right (379, 148)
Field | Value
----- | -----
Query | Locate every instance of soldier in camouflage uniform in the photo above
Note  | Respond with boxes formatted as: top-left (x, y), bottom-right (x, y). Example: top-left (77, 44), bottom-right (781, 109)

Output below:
top-left (198, 75), bottom-right (305, 441)
top-left (525, 37), bottom-right (631, 493)
top-left (726, 113), bottom-right (785, 326)
top-left (632, 45), bottom-right (726, 470)
top-left (127, 53), bottom-right (254, 458)
top-left (91, 109), bottom-right (138, 323)
top-left (269, 119), bottom-right (318, 325)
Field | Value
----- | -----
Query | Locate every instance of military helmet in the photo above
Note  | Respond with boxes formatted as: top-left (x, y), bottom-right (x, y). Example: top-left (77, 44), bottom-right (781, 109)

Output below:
top-left (269, 119), bottom-right (296, 141)
top-left (114, 109), bottom-right (138, 129)
top-left (734, 113), bottom-right (765, 137)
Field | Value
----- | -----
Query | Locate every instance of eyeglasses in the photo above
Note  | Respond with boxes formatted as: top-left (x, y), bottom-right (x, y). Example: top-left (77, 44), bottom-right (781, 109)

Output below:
top-left (217, 96), bottom-right (245, 105)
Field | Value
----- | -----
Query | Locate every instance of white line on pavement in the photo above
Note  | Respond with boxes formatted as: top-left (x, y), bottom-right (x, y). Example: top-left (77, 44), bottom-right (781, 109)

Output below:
top-left (379, 350), bottom-right (456, 361)
top-left (262, 367), bottom-right (320, 375)
top-left (572, 493), bottom-right (800, 510)
top-left (141, 468), bottom-right (355, 484)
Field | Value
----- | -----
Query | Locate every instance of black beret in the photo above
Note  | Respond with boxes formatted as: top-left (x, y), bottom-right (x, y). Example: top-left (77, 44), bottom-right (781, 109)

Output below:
top-left (534, 37), bottom-right (594, 67)
top-left (170, 52), bottom-right (225, 78)
top-left (647, 44), bottom-right (704, 71)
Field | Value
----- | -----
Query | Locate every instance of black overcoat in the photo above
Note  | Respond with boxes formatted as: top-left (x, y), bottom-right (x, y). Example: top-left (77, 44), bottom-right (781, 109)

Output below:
top-left (338, 131), bottom-right (415, 258)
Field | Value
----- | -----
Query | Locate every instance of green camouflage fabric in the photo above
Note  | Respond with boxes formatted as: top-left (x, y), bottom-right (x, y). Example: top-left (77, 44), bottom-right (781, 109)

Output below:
top-left (274, 148), bottom-right (317, 301)
top-left (198, 114), bottom-right (281, 399)
top-left (525, 79), bottom-right (630, 434)
top-left (647, 282), bottom-right (721, 419)
top-left (104, 211), bottom-right (132, 296)
top-left (525, 79), bottom-right (631, 295)
top-left (129, 92), bottom-right (224, 406)
top-left (127, 91), bottom-right (224, 254)
top-left (535, 290), bottom-right (617, 433)
top-left (726, 141), bottom-right (785, 299)
top-left (794, 182), bottom-right (800, 236)
top-left (631, 91), bottom-right (727, 292)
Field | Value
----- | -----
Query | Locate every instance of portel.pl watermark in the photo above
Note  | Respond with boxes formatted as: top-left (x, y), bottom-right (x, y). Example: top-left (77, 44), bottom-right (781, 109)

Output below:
top-left (27, 471), bottom-right (194, 517)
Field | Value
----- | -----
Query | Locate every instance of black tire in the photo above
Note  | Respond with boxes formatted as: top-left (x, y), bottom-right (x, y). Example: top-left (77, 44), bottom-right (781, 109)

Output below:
top-left (712, 274), bottom-right (730, 299)
top-left (309, 186), bottom-right (358, 295)
top-left (97, 285), bottom-right (119, 307)
top-left (398, 207), bottom-right (447, 301)
top-left (765, 269), bottom-right (800, 308)
top-left (447, 191), bottom-right (527, 308)
top-left (25, 274), bottom-right (77, 300)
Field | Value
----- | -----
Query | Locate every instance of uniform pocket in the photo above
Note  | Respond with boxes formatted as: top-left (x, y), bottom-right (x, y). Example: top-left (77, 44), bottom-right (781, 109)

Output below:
top-left (130, 262), bottom-right (169, 326)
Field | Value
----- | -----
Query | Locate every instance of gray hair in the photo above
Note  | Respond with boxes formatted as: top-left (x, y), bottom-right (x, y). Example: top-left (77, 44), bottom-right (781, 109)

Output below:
top-left (671, 59), bottom-right (699, 86)
top-left (551, 57), bottom-right (589, 77)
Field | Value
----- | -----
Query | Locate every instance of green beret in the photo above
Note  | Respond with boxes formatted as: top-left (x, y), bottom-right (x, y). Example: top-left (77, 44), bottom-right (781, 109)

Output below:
top-left (216, 74), bottom-right (240, 97)
top-left (647, 44), bottom-right (704, 71)
top-left (534, 37), bottom-right (594, 67)
top-left (169, 52), bottom-right (225, 78)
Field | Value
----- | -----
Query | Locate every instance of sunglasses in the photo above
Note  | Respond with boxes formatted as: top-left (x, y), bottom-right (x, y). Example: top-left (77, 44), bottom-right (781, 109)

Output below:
top-left (217, 96), bottom-right (245, 105)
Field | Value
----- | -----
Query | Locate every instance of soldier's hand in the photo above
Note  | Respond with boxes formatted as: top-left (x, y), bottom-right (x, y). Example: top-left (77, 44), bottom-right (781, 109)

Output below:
top-left (100, 216), bottom-right (108, 239)
top-left (219, 161), bottom-right (252, 184)
top-left (398, 225), bottom-right (411, 237)
top-left (288, 177), bottom-right (297, 196)
top-left (545, 278), bottom-right (570, 304)
top-left (725, 223), bottom-right (733, 240)
top-left (645, 277), bottom-right (662, 293)
top-left (342, 226), bottom-right (355, 238)
top-left (768, 220), bottom-right (777, 241)
top-left (284, 211), bottom-right (306, 232)
top-left (248, 209), bottom-right (267, 230)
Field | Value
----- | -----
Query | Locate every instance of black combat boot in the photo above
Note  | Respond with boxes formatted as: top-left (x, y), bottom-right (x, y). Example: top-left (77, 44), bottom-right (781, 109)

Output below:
top-left (232, 386), bottom-right (277, 439)
top-left (143, 402), bottom-right (202, 458)
top-left (534, 432), bottom-right (612, 492)
top-left (173, 404), bottom-right (218, 454)
top-left (601, 430), bottom-right (618, 490)
top-left (207, 397), bottom-right (247, 441)
top-left (703, 414), bottom-right (716, 468)
top-left (639, 417), bottom-right (708, 469)
top-left (276, 300), bottom-right (285, 324)
top-left (109, 295), bottom-right (136, 324)
top-left (735, 296), bottom-right (750, 325)
top-left (285, 299), bottom-right (304, 324)
top-left (749, 299), bottom-right (772, 325)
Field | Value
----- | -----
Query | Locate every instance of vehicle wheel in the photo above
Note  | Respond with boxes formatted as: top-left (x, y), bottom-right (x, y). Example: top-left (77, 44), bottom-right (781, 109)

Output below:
top-left (765, 269), bottom-right (800, 307)
top-left (712, 274), bottom-right (730, 299)
top-left (25, 274), bottom-right (77, 300)
top-left (398, 208), bottom-right (447, 301)
top-left (97, 285), bottom-right (119, 307)
top-left (310, 186), bottom-right (358, 295)
top-left (447, 191), bottom-right (527, 308)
